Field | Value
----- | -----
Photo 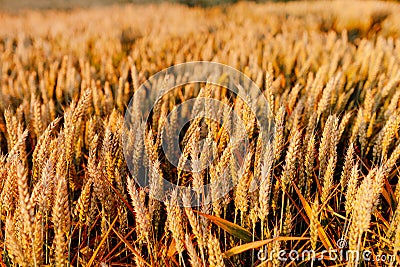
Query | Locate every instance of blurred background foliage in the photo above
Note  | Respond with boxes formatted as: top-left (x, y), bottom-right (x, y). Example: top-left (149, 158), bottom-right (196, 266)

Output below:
top-left (0, 0), bottom-right (340, 11)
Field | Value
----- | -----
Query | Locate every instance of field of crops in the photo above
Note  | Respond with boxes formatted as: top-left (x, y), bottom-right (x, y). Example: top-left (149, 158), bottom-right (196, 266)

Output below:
top-left (1, 1), bottom-right (400, 266)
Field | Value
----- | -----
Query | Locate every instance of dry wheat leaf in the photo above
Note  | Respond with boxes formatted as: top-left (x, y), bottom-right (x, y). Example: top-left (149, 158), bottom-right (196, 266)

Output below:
top-left (224, 236), bottom-right (309, 258)
top-left (197, 211), bottom-right (256, 242)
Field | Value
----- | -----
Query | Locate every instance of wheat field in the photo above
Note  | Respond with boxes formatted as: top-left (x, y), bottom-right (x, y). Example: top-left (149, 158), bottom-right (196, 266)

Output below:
top-left (0, 1), bottom-right (400, 266)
